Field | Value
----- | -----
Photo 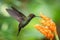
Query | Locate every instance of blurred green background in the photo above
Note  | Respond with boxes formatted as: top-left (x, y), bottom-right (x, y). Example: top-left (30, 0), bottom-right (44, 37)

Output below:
top-left (0, 0), bottom-right (60, 40)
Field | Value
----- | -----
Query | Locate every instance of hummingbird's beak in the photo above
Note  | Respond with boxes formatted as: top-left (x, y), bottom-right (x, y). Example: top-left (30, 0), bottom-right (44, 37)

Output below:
top-left (35, 16), bottom-right (41, 18)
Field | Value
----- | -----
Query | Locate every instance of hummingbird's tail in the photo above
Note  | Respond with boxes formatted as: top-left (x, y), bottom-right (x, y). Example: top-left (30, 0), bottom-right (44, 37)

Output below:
top-left (17, 23), bottom-right (22, 36)
top-left (17, 27), bottom-right (22, 36)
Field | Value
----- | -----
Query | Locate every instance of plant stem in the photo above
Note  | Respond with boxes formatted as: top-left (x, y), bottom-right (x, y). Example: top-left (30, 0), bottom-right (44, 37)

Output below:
top-left (54, 31), bottom-right (59, 40)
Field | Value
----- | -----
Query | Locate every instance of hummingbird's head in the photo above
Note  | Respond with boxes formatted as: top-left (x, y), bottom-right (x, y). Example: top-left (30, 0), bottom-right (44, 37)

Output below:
top-left (29, 14), bottom-right (36, 18)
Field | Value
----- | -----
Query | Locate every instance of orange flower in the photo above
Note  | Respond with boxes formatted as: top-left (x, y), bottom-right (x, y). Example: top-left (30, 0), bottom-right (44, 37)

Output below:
top-left (35, 13), bottom-right (57, 40)
top-left (40, 13), bottom-right (56, 32)
top-left (35, 24), bottom-right (54, 39)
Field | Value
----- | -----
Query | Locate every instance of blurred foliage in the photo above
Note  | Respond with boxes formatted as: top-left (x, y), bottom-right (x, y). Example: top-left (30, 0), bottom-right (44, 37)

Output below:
top-left (0, 0), bottom-right (60, 40)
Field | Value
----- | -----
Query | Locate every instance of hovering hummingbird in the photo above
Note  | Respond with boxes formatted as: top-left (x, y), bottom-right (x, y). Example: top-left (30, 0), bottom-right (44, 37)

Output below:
top-left (6, 7), bottom-right (38, 36)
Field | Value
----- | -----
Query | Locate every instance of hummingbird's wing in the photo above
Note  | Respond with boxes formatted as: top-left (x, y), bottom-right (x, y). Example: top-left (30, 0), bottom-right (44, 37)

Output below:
top-left (6, 7), bottom-right (27, 36)
top-left (6, 7), bottom-right (26, 22)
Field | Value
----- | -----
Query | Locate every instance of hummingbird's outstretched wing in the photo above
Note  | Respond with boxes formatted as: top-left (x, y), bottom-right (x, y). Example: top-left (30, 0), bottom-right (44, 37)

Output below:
top-left (6, 7), bottom-right (27, 36)
top-left (6, 7), bottom-right (26, 22)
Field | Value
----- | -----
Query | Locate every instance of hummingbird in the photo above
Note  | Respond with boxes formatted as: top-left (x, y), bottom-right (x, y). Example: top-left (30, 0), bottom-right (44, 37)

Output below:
top-left (6, 7), bottom-right (37, 36)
